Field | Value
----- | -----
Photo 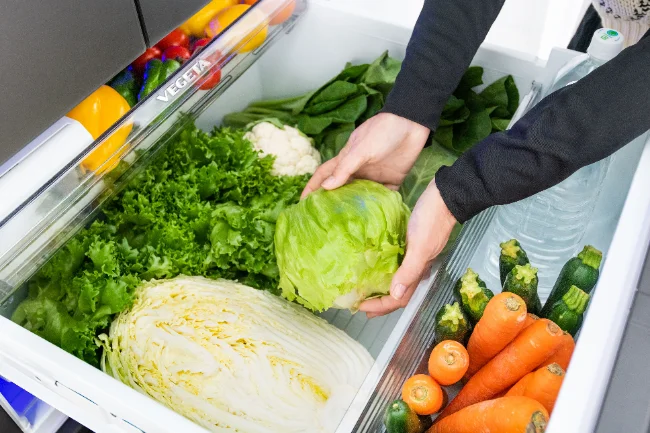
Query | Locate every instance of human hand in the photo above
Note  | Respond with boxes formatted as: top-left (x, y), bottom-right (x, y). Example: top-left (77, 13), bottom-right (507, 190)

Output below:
top-left (359, 180), bottom-right (457, 318)
top-left (301, 112), bottom-right (430, 198)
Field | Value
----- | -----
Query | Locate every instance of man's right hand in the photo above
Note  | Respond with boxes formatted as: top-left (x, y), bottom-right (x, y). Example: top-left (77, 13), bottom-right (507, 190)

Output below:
top-left (301, 112), bottom-right (430, 198)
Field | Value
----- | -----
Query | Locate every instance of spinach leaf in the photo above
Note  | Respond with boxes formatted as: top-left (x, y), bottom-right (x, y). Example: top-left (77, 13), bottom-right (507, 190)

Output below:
top-left (455, 66), bottom-right (484, 99)
top-left (491, 118), bottom-right (511, 132)
top-left (362, 50), bottom-right (402, 87)
top-left (480, 75), bottom-right (520, 116)
top-left (316, 123), bottom-right (355, 162)
top-left (433, 126), bottom-right (454, 149)
top-left (451, 109), bottom-right (493, 153)
top-left (399, 142), bottom-right (458, 209)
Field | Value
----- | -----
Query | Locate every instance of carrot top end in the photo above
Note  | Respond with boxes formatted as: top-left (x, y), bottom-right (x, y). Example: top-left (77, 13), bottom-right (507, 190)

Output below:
top-left (527, 410), bottom-right (548, 433)
top-left (547, 363), bottom-right (565, 376)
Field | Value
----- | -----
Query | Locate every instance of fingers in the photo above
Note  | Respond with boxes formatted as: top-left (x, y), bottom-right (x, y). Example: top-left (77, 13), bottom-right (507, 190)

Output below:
top-left (321, 148), bottom-right (366, 190)
top-left (301, 157), bottom-right (338, 199)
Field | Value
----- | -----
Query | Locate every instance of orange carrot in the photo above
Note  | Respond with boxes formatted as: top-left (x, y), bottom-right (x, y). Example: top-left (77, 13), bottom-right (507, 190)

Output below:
top-left (505, 373), bottom-right (532, 397)
top-left (506, 363), bottom-right (565, 414)
top-left (429, 340), bottom-right (470, 386)
top-left (465, 292), bottom-right (528, 377)
top-left (428, 396), bottom-right (548, 433)
top-left (402, 374), bottom-right (445, 415)
top-left (539, 331), bottom-right (575, 371)
top-left (523, 313), bottom-right (539, 330)
top-left (439, 318), bottom-right (564, 420)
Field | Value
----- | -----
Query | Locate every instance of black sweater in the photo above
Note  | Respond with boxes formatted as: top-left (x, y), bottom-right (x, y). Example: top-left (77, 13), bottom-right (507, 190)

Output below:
top-left (382, 0), bottom-right (650, 223)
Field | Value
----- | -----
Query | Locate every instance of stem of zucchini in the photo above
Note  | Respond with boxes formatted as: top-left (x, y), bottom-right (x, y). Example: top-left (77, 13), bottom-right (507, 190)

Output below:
top-left (577, 245), bottom-right (603, 270)
top-left (561, 285), bottom-right (590, 314)
top-left (514, 263), bottom-right (538, 285)
top-left (500, 239), bottom-right (521, 259)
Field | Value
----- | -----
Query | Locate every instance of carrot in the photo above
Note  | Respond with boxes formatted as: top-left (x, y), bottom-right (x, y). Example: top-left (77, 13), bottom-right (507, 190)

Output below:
top-left (438, 318), bottom-right (563, 420)
top-left (506, 363), bottom-right (565, 414)
top-left (505, 373), bottom-right (532, 397)
top-left (539, 331), bottom-right (575, 371)
top-left (428, 396), bottom-right (548, 433)
top-left (523, 313), bottom-right (539, 330)
top-left (465, 292), bottom-right (528, 378)
top-left (429, 340), bottom-right (470, 386)
top-left (402, 374), bottom-right (444, 415)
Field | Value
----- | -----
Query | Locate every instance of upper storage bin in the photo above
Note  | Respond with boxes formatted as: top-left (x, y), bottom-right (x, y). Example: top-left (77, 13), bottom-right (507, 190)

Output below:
top-left (0, 0), bottom-right (146, 174)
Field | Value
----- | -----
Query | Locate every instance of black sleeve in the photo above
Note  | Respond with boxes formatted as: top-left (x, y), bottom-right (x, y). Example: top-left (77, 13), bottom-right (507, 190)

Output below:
top-left (382, 0), bottom-right (506, 130)
top-left (436, 33), bottom-right (650, 223)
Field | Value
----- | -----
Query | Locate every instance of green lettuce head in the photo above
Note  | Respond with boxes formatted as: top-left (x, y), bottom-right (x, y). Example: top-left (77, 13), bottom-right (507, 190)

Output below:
top-left (275, 180), bottom-right (410, 312)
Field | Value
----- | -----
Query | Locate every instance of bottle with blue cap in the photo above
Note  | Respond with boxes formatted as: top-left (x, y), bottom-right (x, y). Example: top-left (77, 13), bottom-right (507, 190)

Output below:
top-left (483, 28), bottom-right (625, 298)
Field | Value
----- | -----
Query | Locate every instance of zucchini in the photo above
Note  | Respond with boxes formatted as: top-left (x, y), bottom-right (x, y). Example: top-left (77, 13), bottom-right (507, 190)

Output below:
top-left (434, 302), bottom-right (471, 344)
top-left (545, 285), bottom-right (590, 336)
top-left (454, 268), bottom-right (494, 323)
top-left (499, 239), bottom-right (529, 286)
top-left (540, 245), bottom-right (602, 317)
top-left (503, 263), bottom-right (541, 314)
top-left (383, 400), bottom-right (432, 433)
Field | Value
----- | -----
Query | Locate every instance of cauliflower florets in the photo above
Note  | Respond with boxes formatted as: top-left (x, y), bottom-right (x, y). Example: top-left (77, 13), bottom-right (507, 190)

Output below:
top-left (244, 122), bottom-right (321, 176)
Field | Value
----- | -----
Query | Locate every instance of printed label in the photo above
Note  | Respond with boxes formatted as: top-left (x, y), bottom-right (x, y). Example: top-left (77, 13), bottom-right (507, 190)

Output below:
top-left (156, 59), bottom-right (212, 102)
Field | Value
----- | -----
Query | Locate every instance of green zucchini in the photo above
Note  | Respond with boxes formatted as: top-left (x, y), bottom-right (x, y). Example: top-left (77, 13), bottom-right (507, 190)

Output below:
top-left (545, 285), bottom-right (590, 336)
top-left (434, 302), bottom-right (471, 345)
top-left (383, 400), bottom-right (432, 433)
top-left (454, 268), bottom-right (494, 323)
top-left (540, 245), bottom-right (602, 317)
top-left (503, 263), bottom-right (541, 314)
top-left (499, 239), bottom-right (529, 286)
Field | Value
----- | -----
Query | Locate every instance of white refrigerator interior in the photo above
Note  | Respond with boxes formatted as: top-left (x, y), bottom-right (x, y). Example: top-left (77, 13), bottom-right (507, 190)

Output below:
top-left (0, 1), bottom-right (649, 433)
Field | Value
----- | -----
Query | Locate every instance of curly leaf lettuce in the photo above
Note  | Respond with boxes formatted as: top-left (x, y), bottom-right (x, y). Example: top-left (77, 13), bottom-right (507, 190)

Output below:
top-left (13, 123), bottom-right (307, 365)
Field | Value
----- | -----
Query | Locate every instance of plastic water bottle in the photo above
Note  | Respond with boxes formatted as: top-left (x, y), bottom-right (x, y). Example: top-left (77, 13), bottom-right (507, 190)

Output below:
top-left (484, 28), bottom-right (625, 298)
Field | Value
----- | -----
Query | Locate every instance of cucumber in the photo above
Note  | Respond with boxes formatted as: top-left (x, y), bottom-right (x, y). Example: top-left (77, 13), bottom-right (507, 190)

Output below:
top-left (503, 263), bottom-right (541, 315)
top-left (499, 239), bottom-right (529, 286)
top-left (383, 400), bottom-right (432, 433)
top-left (540, 245), bottom-right (602, 317)
top-left (546, 285), bottom-right (590, 336)
top-left (434, 302), bottom-right (471, 345)
top-left (454, 268), bottom-right (494, 323)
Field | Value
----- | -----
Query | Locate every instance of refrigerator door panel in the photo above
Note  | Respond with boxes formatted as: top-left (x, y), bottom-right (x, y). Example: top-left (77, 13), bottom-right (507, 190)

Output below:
top-left (137, 0), bottom-right (210, 46)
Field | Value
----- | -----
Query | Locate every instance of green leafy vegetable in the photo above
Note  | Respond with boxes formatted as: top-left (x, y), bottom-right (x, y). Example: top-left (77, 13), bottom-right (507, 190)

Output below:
top-left (434, 68), bottom-right (520, 154)
top-left (13, 123), bottom-right (308, 366)
top-left (398, 142), bottom-right (462, 253)
top-left (275, 180), bottom-right (410, 312)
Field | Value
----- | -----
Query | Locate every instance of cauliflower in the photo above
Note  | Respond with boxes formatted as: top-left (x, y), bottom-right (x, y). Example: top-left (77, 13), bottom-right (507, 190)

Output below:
top-left (244, 121), bottom-right (321, 176)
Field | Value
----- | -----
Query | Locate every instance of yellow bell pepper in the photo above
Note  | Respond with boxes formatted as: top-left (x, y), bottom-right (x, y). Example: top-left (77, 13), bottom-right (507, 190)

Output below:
top-left (180, 0), bottom-right (238, 37)
top-left (67, 85), bottom-right (133, 174)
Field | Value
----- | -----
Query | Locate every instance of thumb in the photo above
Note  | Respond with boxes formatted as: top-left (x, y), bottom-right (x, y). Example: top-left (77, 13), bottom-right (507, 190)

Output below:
top-left (390, 244), bottom-right (428, 301)
top-left (321, 149), bottom-right (366, 190)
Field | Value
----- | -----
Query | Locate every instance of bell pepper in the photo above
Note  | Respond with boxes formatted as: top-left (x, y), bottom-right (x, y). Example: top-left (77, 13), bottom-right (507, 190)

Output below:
top-left (66, 85), bottom-right (132, 174)
top-left (108, 69), bottom-right (138, 107)
top-left (179, 0), bottom-right (237, 37)
top-left (138, 59), bottom-right (181, 101)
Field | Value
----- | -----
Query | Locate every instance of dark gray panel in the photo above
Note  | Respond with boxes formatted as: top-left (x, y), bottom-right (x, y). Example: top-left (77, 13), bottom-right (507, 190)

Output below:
top-left (639, 244), bottom-right (650, 296)
top-left (0, 405), bottom-right (21, 433)
top-left (0, 0), bottom-right (146, 171)
top-left (137, 0), bottom-right (210, 46)
top-left (596, 288), bottom-right (650, 433)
